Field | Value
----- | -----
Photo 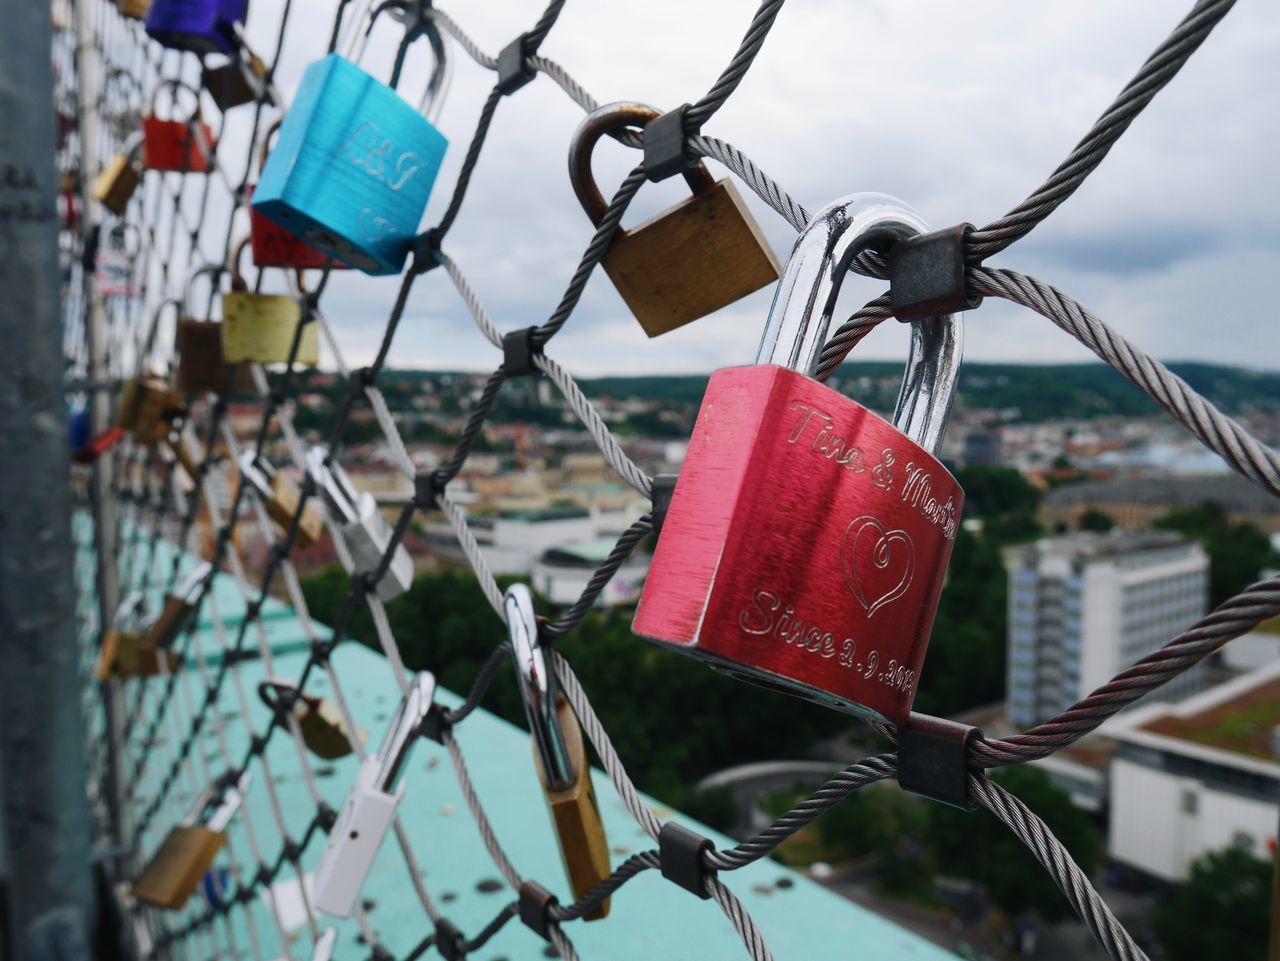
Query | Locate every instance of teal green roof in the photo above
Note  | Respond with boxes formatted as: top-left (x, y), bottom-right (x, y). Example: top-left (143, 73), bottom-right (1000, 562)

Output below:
top-left (91, 521), bottom-right (957, 960)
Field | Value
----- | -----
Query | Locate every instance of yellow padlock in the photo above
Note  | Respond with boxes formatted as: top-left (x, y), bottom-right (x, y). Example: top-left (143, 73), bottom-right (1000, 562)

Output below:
top-left (236, 448), bottom-right (325, 549)
top-left (132, 773), bottom-right (249, 910)
top-left (257, 679), bottom-right (366, 760)
top-left (568, 102), bottom-right (781, 338)
top-left (115, 375), bottom-right (185, 444)
top-left (221, 237), bottom-right (319, 366)
top-left (174, 267), bottom-right (256, 395)
top-left (116, 0), bottom-right (149, 19)
top-left (91, 132), bottom-right (143, 216)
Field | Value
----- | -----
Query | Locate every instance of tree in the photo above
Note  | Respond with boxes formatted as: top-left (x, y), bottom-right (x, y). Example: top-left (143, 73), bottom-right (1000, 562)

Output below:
top-left (925, 767), bottom-right (1101, 921)
top-left (1078, 507), bottom-right (1114, 532)
top-left (1154, 502), bottom-right (1279, 606)
top-left (1152, 846), bottom-right (1272, 961)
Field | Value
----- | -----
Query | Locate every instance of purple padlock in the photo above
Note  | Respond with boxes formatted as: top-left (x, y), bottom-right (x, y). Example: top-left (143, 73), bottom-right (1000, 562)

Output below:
top-left (146, 0), bottom-right (246, 55)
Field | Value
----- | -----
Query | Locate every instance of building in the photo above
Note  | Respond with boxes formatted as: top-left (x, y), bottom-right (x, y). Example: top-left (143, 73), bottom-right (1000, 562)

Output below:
top-left (1104, 659), bottom-right (1280, 882)
top-left (1041, 473), bottom-right (1280, 533)
top-left (1007, 531), bottom-right (1209, 728)
top-left (532, 537), bottom-right (649, 607)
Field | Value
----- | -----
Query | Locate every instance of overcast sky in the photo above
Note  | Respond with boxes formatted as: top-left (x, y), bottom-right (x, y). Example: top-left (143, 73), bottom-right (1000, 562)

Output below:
top-left (184, 0), bottom-right (1280, 376)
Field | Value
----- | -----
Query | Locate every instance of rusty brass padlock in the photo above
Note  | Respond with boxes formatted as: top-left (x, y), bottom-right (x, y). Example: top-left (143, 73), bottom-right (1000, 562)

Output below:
top-left (115, 375), bottom-right (185, 444)
top-left (569, 102), bottom-right (780, 338)
top-left (202, 27), bottom-right (274, 112)
top-left (174, 266), bottom-right (256, 395)
top-left (91, 132), bottom-right (144, 216)
top-left (97, 590), bottom-right (178, 680)
top-left (236, 448), bottom-right (324, 548)
top-left (258, 678), bottom-right (365, 760)
top-left (142, 563), bottom-right (211, 651)
top-left (506, 585), bottom-right (610, 919)
top-left (132, 772), bottom-right (250, 910)
top-left (221, 237), bottom-right (319, 366)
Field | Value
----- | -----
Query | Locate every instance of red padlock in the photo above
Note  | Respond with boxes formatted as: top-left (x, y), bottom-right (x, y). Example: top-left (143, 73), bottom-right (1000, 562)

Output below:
top-left (143, 80), bottom-right (215, 173)
top-left (633, 193), bottom-right (964, 726)
top-left (249, 119), bottom-right (346, 270)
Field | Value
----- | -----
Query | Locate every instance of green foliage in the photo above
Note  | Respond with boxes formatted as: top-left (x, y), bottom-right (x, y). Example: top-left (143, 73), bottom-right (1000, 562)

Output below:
top-left (1152, 846), bottom-right (1272, 961)
top-left (952, 466), bottom-right (1039, 520)
top-left (1078, 507), bottom-right (1115, 532)
top-left (682, 785), bottom-right (738, 834)
top-left (1154, 502), bottom-right (1278, 606)
top-left (925, 767), bottom-right (1102, 921)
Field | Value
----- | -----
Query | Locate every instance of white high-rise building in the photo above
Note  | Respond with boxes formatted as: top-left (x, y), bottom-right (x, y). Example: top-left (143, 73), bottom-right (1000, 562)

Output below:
top-left (1007, 531), bottom-right (1209, 728)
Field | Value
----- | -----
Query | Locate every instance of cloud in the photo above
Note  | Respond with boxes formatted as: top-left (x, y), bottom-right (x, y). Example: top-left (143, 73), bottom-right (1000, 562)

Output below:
top-left (154, 0), bottom-right (1280, 375)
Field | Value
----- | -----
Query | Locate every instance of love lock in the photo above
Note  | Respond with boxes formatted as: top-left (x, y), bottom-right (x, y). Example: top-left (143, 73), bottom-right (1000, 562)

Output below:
top-left (633, 193), bottom-right (964, 726)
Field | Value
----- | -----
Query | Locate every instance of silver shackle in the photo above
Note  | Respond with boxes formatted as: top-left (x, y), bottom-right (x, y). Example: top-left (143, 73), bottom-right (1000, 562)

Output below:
top-left (347, 0), bottom-right (451, 124)
top-left (504, 584), bottom-right (573, 790)
top-left (373, 671), bottom-right (436, 791)
top-left (756, 192), bottom-right (962, 456)
top-left (306, 446), bottom-right (361, 526)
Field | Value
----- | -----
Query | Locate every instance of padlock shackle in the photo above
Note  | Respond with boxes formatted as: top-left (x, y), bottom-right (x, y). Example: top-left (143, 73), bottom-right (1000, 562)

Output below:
top-left (305, 446), bottom-right (361, 526)
top-left (373, 671), bottom-right (436, 792)
top-left (114, 589), bottom-right (145, 628)
top-left (236, 448), bottom-right (275, 499)
top-left (347, 0), bottom-right (451, 122)
top-left (206, 770), bottom-right (252, 832)
top-left (755, 192), bottom-right (962, 456)
top-left (141, 296), bottom-right (184, 374)
top-left (257, 677), bottom-right (321, 717)
top-left (183, 262), bottom-right (224, 317)
top-left (174, 561), bottom-right (212, 605)
top-left (146, 78), bottom-right (203, 123)
top-left (568, 102), bottom-right (716, 228)
top-left (258, 118), bottom-right (282, 175)
top-left (504, 584), bottom-right (574, 791)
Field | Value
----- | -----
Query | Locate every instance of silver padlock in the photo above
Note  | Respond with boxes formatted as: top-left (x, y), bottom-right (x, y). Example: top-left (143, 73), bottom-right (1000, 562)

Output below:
top-left (306, 446), bottom-right (413, 601)
top-left (313, 671), bottom-right (437, 918)
top-left (311, 927), bottom-right (337, 961)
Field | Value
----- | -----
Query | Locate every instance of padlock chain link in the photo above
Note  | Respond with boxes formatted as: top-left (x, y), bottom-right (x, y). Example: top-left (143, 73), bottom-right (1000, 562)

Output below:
top-left (63, 0), bottom-right (1277, 959)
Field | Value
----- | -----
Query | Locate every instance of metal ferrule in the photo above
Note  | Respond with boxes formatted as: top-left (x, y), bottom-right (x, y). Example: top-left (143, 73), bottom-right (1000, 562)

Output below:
top-left (754, 192), bottom-right (961, 456)
top-left (504, 584), bottom-right (574, 790)
top-left (373, 671), bottom-right (436, 792)
top-left (305, 446), bottom-right (361, 526)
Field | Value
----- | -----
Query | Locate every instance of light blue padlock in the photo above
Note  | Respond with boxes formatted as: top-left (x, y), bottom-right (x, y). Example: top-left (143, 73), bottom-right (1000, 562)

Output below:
top-left (252, 2), bottom-right (450, 275)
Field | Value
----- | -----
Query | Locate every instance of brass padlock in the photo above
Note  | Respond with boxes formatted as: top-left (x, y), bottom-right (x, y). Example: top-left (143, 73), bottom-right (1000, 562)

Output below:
top-left (569, 102), bottom-right (781, 338)
top-left (257, 679), bottom-right (365, 760)
top-left (91, 132), bottom-right (143, 216)
top-left (506, 585), bottom-right (611, 919)
top-left (236, 448), bottom-right (325, 548)
top-left (142, 563), bottom-right (211, 651)
top-left (115, 375), bottom-right (185, 444)
top-left (132, 773), bottom-right (250, 910)
top-left (96, 591), bottom-right (178, 680)
top-left (202, 34), bottom-right (274, 112)
top-left (117, 0), bottom-right (149, 20)
top-left (221, 238), bottom-right (320, 366)
top-left (174, 266), bottom-right (256, 395)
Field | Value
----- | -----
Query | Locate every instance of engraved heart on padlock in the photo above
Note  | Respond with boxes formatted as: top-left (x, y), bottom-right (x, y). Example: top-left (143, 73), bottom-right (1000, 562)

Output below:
top-left (841, 514), bottom-right (915, 619)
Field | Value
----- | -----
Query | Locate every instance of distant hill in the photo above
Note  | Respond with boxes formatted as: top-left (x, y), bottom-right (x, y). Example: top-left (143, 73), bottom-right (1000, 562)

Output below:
top-left (366, 361), bottom-right (1280, 425)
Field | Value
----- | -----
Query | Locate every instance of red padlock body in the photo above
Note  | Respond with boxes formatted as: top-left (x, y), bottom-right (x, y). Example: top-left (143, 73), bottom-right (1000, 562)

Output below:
top-left (633, 365), bottom-right (963, 725)
top-left (142, 117), bottom-right (215, 173)
top-left (246, 186), bottom-right (347, 269)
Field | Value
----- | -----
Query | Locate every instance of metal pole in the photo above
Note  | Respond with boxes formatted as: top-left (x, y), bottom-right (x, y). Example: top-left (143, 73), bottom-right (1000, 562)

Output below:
top-left (74, 0), bottom-right (128, 862)
top-left (0, 0), bottom-right (97, 959)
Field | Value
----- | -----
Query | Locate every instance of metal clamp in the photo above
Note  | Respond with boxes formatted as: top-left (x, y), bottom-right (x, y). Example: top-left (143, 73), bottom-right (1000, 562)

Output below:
top-left (649, 474), bottom-right (679, 535)
top-left (434, 918), bottom-right (467, 961)
top-left (517, 880), bottom-right (558, 940)
top-left (502, 326), bottom-right (541, 378)
top-left (496, 32), bottom-right (537, 95)
top-left (642, 104), bottom-right (694, 183)
top-left (896, 712), bottom-right (982, 810)
top-left (888, 224), bottom-right (982, 322)
top-left (658, 821), bottom-right (715, 899)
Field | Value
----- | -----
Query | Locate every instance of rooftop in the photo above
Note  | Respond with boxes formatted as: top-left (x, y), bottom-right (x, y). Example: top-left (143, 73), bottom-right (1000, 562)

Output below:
top-left (498, 505), bottom-right (591, 523)
top-left (1017, 529), bottom-right (1193, 562)
top-left (1043, 473), bottom-right (1280, 514)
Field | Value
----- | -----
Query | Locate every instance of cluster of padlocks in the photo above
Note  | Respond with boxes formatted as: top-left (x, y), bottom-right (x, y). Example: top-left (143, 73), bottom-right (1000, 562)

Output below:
top-left (91, 0), bottom-right (971, 941)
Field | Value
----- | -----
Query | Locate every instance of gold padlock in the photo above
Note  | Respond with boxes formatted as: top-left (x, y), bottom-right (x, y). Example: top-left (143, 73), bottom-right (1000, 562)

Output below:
top-left (236, 448), bottom-right (325, 549)
top-left (132, 773), bottom-right (250, 910)
top-left (96, 590), bottom-right (178, 680)
top-left (202, 40), bottom-right (274, 112)
top-left (506, 585), bottom-right (611, 919)
top-left (257, 679), bottom-right (365, 760)
top-left (116, 0), bottom-right (149, 19)
top-left (569, 102), bottom-right (781, 338)
top-left (91, 132), bottom-right (143, 216)
top-left (142, 563), bottom-right (211, 651)
top-left (115, 375), bottom-right (185, 444)
top-left (174, 267), bottom-right (256, 395)
top-left (221, 237), bottom-right (319, 366)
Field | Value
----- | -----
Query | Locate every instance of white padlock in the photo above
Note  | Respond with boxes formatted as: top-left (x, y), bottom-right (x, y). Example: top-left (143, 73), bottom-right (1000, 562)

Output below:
top-left (313, 672), bottom-right (436, 918)
top-left (306, 446), bottom-right (413, 602)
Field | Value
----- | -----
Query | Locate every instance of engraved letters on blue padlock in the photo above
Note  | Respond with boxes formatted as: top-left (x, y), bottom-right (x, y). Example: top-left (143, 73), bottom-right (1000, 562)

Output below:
top-left (251, 14), bottom-right (450, 276)
top-left (146, 0), bottom-right (245, 55)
